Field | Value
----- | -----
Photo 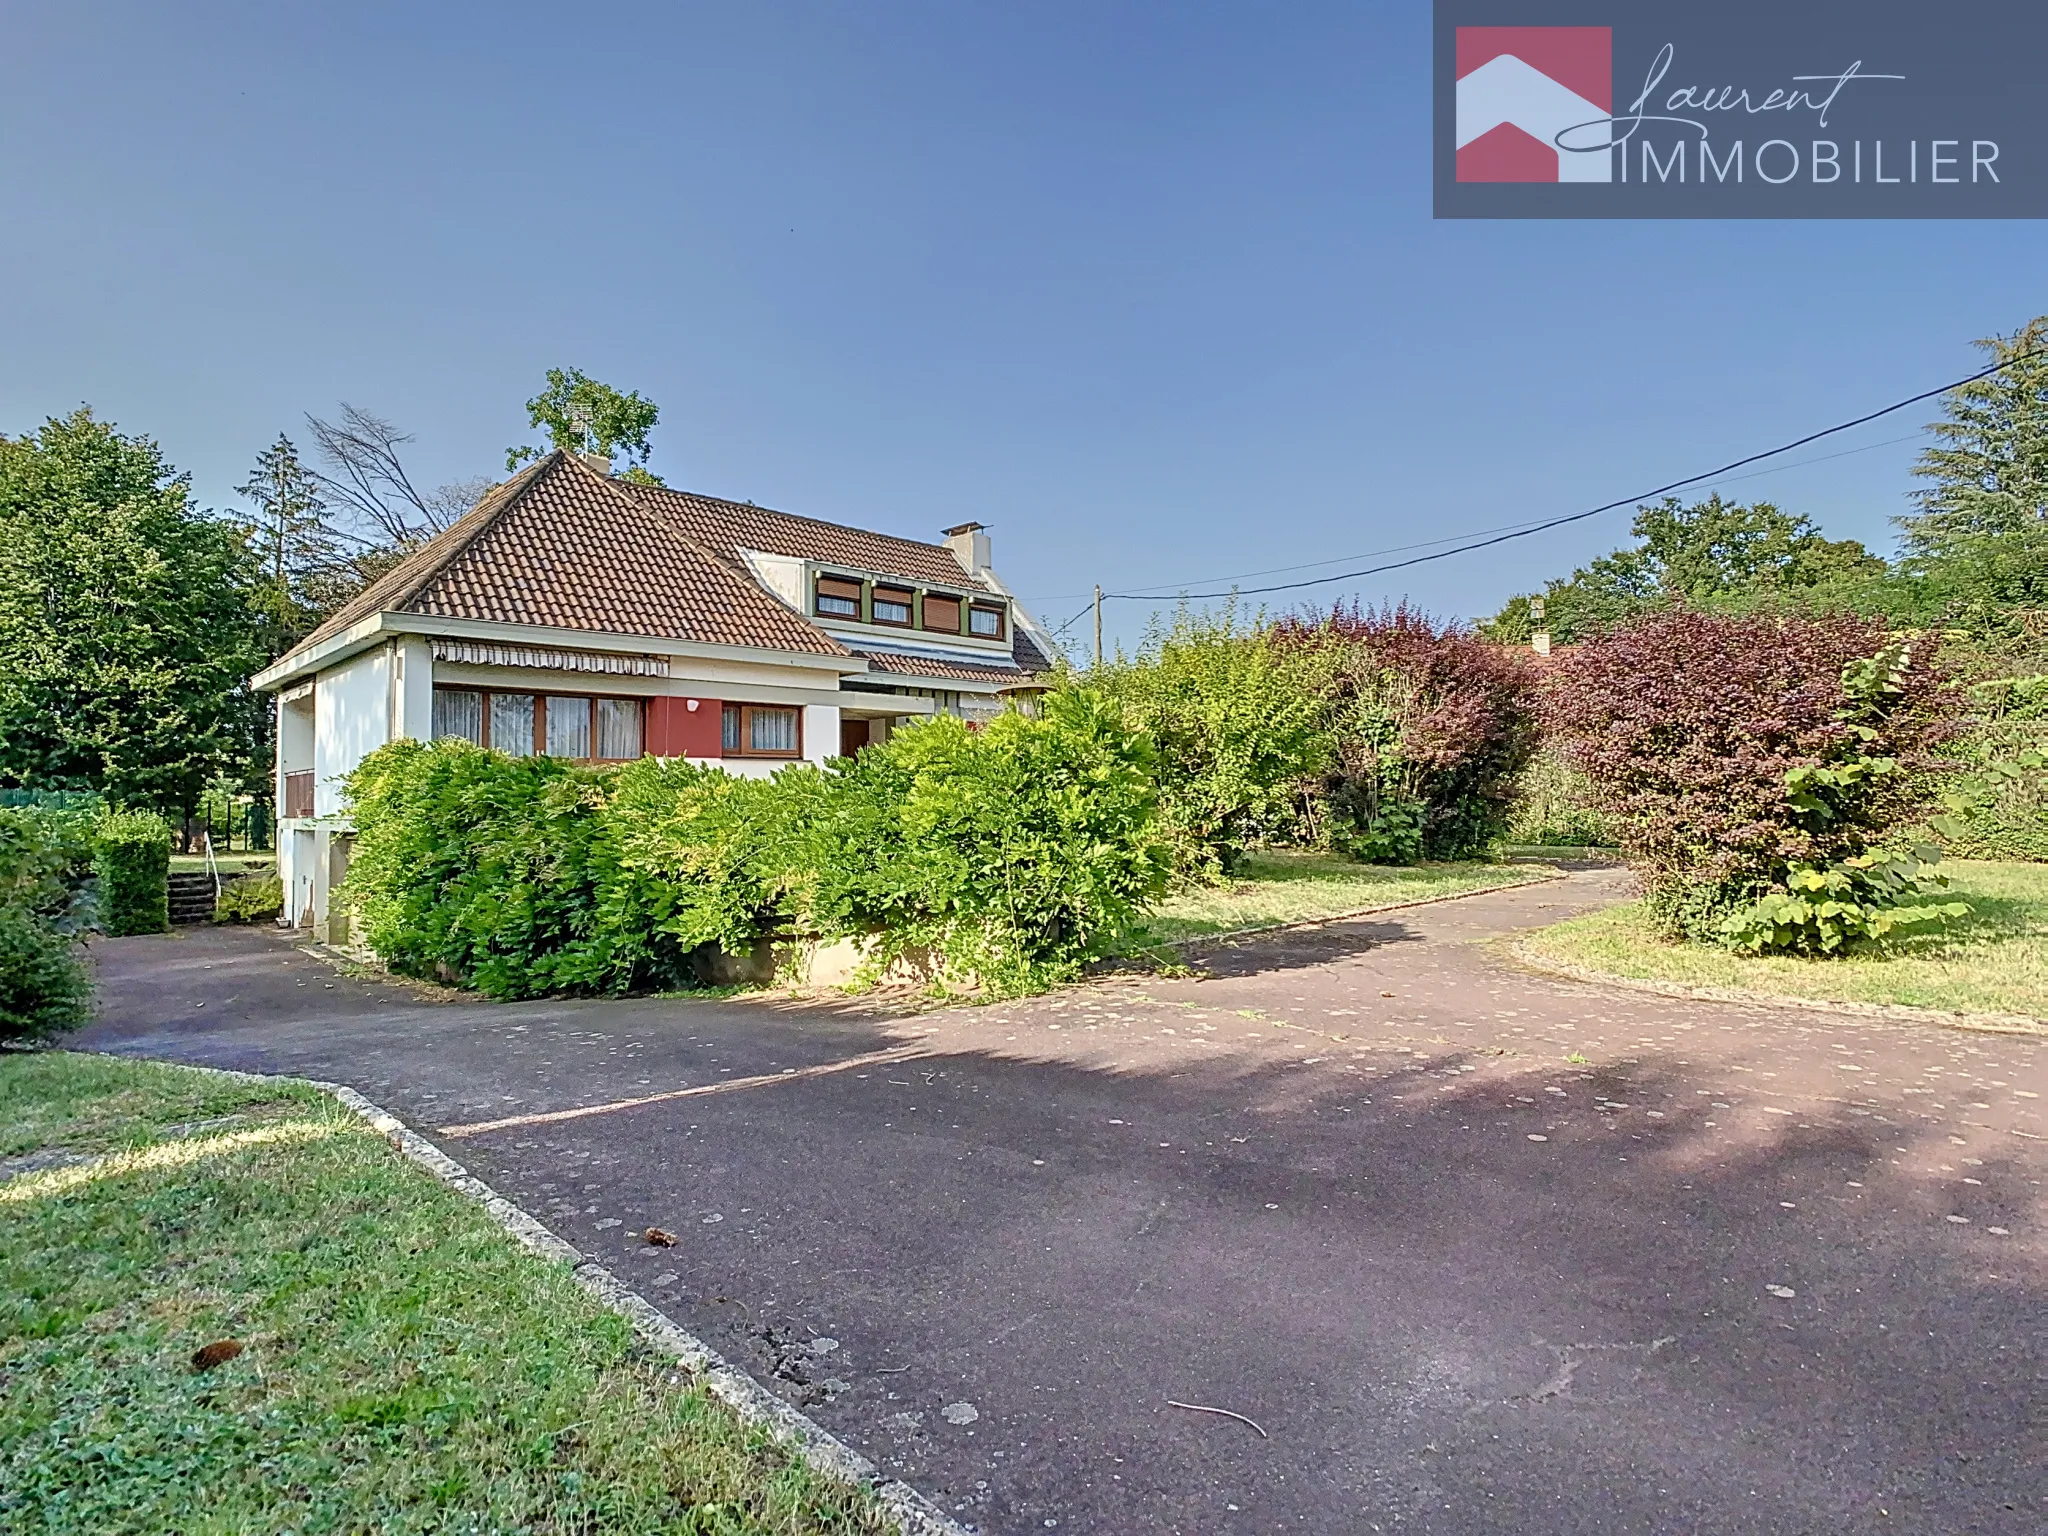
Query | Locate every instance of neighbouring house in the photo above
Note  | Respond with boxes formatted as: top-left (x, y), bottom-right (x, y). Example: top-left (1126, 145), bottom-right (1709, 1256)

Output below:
top-left (254, 450), bottom-right (1055, 939)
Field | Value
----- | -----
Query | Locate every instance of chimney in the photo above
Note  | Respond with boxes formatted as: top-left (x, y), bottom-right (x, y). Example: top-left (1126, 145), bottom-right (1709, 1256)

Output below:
top-left (578, 450), bottom-right (611, 476)
top-left (943, 521), bottom-right (991, 575)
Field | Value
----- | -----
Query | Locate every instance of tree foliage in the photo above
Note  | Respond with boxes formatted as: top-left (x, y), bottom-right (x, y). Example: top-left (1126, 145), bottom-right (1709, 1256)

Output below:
top-left (1905, 315), bottom-right (2048, 551)
top-left (506, 368), bottom-right (661, 477)
top-left (237, 433), bottom-right (358, 650)
top-left (0, 410), bottom-right (268, 813)
top-left (1483, 495), bottom-right (1885, 645)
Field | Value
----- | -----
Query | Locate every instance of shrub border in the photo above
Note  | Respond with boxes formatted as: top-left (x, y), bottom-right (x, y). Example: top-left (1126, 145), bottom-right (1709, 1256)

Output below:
top-left (1497, 932), bottom-right (2048, 1039)
top-left (49, 1056), bottom-right (968, 1536)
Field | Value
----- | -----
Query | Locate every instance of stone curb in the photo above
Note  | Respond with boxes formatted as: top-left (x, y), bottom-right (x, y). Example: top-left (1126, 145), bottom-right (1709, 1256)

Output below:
top-left (310, 1081), bottom-right (970, 1536)
top-left (1497, 935), bottom-right (2048, 1039)
top-left (103, 1061), bottom-right (962, 1535)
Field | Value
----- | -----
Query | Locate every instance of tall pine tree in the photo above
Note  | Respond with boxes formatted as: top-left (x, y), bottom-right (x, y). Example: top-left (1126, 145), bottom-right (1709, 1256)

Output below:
top-left (1904, 315), bottom-right (2048, 552)
top-left (236, 433), bottom-right (353, 651)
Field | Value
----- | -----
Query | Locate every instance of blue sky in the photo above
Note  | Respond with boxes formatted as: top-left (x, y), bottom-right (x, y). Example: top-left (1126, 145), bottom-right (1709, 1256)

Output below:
top-left (3, 2), bottom-right (2041, 655)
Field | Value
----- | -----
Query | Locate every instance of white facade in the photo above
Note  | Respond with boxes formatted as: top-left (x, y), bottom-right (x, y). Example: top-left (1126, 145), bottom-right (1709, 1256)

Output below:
top-left (264, 625), bottom-right (928, 942)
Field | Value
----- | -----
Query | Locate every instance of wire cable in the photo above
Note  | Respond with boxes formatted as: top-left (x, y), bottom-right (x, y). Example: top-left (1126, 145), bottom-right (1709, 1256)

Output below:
top-left (1091, 350), bottom-right (2037, 605)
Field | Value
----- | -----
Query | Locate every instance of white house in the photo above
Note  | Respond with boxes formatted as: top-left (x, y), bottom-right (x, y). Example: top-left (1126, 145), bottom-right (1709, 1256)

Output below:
top-left (253, 450), bottom-right (1055, 940)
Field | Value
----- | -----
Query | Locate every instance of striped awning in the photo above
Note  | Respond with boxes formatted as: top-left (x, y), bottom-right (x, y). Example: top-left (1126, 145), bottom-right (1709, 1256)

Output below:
top-left (431, 639), bottom-right (671, 677)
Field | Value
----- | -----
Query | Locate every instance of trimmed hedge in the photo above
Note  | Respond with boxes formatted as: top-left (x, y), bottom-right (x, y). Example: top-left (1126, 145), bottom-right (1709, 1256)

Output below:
top-left (0, 807), bottom-right (92, 1039)
top-left (343, 688), bottom-right (1169, 1000)
top-left (93, 811), bottom-right (171, 936)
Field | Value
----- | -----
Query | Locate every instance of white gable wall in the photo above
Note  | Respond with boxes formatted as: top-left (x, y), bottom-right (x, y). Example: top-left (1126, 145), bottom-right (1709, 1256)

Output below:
top-left (314, 645), bottom-right (393, 817)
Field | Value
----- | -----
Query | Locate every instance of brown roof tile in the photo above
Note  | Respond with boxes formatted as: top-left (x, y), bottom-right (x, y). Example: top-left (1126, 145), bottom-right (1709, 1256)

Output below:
top-left (279, 454), bottom-right (1060, 683)
top-left (289, 454), bottom-right (848, 662)
top-left (624, 480), bottom-right (990, 590)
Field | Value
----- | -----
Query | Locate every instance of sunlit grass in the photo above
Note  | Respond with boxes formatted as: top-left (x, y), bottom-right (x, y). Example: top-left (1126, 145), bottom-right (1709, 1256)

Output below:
top-left (0, 1051), bottom-right (888, 1535)
top-left (1514, 859), bottom-right (2048, 1020)
top-left (1135, 849), bottom-right (1552, 947)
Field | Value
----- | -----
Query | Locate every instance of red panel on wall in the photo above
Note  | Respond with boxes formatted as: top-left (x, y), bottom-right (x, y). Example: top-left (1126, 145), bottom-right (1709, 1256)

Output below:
top-left (647, 696), bottom-right (723, 758)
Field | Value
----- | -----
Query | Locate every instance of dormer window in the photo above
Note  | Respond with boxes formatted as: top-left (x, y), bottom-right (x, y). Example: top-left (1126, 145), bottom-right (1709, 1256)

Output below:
top-left (969, 603), bottom-right (1006, 639)
top-left (922, 594), bottom-right (961, 633)
top-left (872, 586), bottom-right (914, 626)
top-left (815, 574), bottom-right (862, 619)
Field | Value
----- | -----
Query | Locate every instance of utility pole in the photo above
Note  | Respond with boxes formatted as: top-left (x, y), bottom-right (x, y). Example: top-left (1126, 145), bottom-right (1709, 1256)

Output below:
top-left (1093, 585), bottom-right (1103, 670)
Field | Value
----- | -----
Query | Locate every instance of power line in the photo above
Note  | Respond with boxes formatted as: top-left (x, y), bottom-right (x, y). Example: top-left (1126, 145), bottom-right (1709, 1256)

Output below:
top-left (1084, 350), bottom-right (2036, 606)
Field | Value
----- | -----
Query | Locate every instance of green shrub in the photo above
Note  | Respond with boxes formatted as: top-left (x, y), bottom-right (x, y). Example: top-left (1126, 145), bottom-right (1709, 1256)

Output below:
top-left (92, 810), bottom-right (171, 936)
top-left (342, 688), bottom-right (1167, 1000)
top-left (343, 745), bottom-right (654, 1000)
top-left (1937, 676), bottom-right (2048, 859)
top-left (1090, 609), bottom-right (1332, 882)
top-left (0, 807), bottom-right (92, 1038)
top-left (213, 872), bottom-right (283, 924)
top-left (1719, 846), bottom-right (1969, 955)
top-left (797, 688), bottom-right (1169, 994)
top-left (1504, 750), bottom-right (1614, 847)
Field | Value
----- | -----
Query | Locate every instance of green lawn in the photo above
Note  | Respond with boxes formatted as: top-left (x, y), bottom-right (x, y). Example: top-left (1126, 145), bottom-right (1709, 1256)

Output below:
top-left (1134, 849), bottom-right (1553, 947)
top-left (1513, 859), bottom-right (2048, 1022)
top-left (0, 1051), bottom-right (888, 1536)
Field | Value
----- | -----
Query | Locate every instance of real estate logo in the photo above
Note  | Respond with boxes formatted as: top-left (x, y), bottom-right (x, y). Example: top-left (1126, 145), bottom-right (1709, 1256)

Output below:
top-left (1434, 1), bottom-right (2048, 218)
top-left (1455, 27), bottom-right (1611, 184)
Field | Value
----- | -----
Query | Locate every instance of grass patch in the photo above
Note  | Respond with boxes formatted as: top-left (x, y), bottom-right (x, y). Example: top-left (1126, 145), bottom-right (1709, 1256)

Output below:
top-left (1135, 850), bottom-right (1551, 947)
top-left (0, 1051), bottom-right (888, 1535)
top-left (1514, 859), bottom-right (2048, 1020)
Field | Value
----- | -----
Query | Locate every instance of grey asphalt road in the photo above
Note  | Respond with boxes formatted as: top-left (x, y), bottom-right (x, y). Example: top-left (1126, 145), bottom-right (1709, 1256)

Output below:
top-left (69, 871), bottom-right (2045, 1536)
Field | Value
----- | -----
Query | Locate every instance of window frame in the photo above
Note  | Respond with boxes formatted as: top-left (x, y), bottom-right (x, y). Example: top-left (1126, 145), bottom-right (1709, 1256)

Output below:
top-left (968, 603), bottom-right (1008, 640)
top-left (814, 573), bottom-right (864, 620)
top-left (720, 702), bottom-right (805, 760)
top-left (431, 685), bottom-right (647, 763)
top-left (870, 584), bottom-right (915, 628)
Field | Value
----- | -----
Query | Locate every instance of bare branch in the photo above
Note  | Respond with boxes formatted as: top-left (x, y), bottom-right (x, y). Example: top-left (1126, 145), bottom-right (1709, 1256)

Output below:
top-left (304, 403), bottom-right (460, 544)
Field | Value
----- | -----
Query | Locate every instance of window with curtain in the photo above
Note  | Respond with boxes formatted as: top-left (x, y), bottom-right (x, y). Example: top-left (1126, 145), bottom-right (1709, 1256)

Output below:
top-left (490, 693), bottom-right (536, 756)
top-left (815, 574), bottom-right (862, 618)
top-left (432, 688), bottom-right (482, 744)
top-left (720, 703), bottom-right (801, 756)
top-left (596, 697), bottom-right (643, 760)
top-left (748, 706), bottom-right (800, 754)
top-left (544, 695), bottom-right (591, 758)
top-left (872, 587), bottom-right (913, 625)
top-left (969, 604), bottom-right (1006, 638)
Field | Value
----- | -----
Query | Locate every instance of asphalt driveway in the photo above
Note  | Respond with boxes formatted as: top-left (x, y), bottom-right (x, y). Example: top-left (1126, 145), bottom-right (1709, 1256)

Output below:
top-left (70, 872), bottom-right (2045, 1535)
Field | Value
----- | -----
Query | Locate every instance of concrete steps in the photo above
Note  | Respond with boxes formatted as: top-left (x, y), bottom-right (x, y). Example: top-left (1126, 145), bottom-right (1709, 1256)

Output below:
top-left (167, 871), bottom-right (218, 925)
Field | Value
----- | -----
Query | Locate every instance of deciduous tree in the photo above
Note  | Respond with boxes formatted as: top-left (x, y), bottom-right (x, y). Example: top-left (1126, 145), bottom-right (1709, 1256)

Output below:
top-left (0, 410), bottom-right (267, 814)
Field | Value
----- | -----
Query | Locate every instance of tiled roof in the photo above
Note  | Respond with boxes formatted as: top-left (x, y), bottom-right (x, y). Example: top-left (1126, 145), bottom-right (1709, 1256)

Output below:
top-left (290, 454), bottom-right (848, 660)
top-left (624, 480), bottom-right (990, 590)
top-left (280, 452), bottom-right (1055, 682)
top-left (1011, 627), bottom-right (1056, 674)
top-left (844, 630), bottom-right (1057, 685)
